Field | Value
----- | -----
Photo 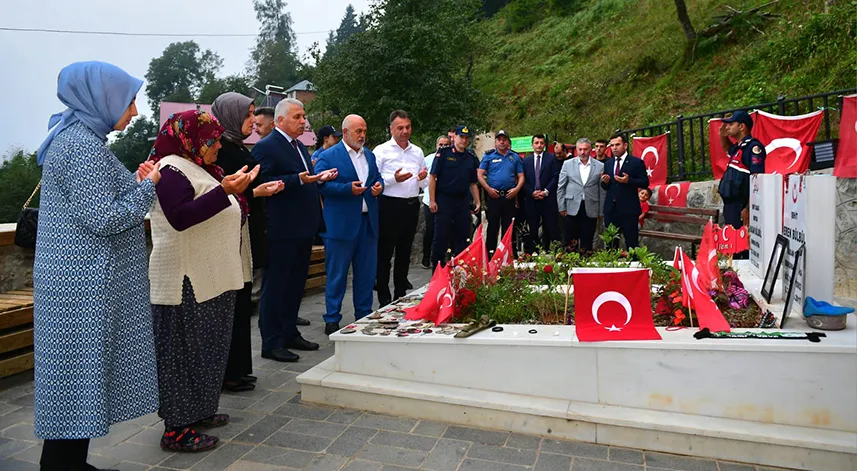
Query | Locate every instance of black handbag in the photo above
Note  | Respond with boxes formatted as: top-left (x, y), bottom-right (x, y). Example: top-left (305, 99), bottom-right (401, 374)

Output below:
top-left (14, 181), bottom-right (41, 249)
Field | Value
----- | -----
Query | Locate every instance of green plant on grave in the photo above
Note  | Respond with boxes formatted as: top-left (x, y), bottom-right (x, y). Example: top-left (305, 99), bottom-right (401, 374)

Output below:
top-left (469, 271), bottom-right (539, 324)
top-left (598, 223), bottom-right (621, 248)
top-left (629, 246), bottom-right (676, 286)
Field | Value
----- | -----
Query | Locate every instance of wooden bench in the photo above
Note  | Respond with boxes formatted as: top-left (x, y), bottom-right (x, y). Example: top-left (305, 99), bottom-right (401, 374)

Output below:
top-left (639, 205), bottom-right (720, 258)
top-left (0, 288), bottom-right (34, 379)
top-left (305, 245), bottom-right (326, 291)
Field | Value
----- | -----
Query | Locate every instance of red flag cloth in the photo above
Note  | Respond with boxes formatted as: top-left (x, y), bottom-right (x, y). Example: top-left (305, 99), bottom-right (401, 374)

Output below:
top-left (834, 95), bottom-right (857, 178)
top-left (672, 247), bottom-right (691, 308)
top-left (678, 248), bottom-right (731, 332)
top-left (695, 221), bottom-right (721, 291)
top-left (633, 133), bottom-right (668, 187)
top-left (754, 109), bottom-right (824, 175)
top-left (403, 263), bottom-right (450, 322)
top-left (453, 222), bottom-right (486, 279)
top-left (655, 181), bottom-right (691, 220)
top-left (735, 225), bottom-right (750, 253)
top-left (708, 118), bottom-right (733, 180)
top-left (572, 269), bottom-right (662, 342)
top-left (488, 219), bottom-right (515, 277)
top-left (714, 225), bottom-right (738, 254)
top-left (434, 268), bottom-right (458, 325)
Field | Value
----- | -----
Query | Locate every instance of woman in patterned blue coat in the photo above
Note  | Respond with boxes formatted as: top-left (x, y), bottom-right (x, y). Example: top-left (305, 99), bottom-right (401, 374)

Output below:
top-left (33, 61), bottom-right (162, 471)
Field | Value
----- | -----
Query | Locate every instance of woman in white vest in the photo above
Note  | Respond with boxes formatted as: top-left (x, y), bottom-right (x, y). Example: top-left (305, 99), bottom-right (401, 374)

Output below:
top-left (147, 110), bottom-right (259, 452)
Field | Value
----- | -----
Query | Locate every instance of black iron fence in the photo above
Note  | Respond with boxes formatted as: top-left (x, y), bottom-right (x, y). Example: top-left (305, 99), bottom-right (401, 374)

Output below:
top-left (622, 88), bottom-right (856, 182)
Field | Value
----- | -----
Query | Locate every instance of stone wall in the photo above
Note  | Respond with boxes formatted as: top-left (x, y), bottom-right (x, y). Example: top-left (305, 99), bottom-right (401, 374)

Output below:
top-left (0, 244), bottom-right (34, 293)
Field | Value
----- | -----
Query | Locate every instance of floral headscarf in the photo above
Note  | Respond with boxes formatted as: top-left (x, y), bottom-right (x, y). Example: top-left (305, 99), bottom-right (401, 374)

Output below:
top-left (150, 110), bottom-right (248, 217)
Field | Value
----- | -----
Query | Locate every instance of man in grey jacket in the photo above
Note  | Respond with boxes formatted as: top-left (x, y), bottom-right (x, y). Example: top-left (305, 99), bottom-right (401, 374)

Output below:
top-left (557, 138), bottom-right (604, 252)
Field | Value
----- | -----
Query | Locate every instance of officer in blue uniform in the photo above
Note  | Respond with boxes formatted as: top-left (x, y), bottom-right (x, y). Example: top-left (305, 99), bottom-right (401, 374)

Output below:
top-left (478, 130), bottom-right (523, 256)
top-left (429, 125), bottom-right (481, 269)
top-left (717, 111), bottom-right (766, 257)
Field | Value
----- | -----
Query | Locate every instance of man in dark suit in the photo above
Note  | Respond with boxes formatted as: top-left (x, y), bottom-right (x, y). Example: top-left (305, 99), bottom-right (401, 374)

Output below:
top-left (522, 134), bottom-right (560, 253)
top-left (600, 133), bottom-right (650, 249)
top-left (252, 98), bottom-right (338, 362)
top-left (315, 114), bottom-right (384, 335)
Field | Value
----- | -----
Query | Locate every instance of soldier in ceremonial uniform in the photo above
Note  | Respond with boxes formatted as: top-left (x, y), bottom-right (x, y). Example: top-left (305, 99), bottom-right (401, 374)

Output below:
top-left (429, 125), bottom-right (481, 269)
top-left (717, 110), bottom-right (766, 257)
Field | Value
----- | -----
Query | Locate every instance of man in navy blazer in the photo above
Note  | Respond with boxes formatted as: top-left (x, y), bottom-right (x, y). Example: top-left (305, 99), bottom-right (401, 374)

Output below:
top-left (252, 98), bottom-right (338, 363)
top-left (522, 134), bottom-right (560, 252)
top-left (600, 133), bottom-right (650, 249)
top-left (314, 114), bottom-right (384, 335)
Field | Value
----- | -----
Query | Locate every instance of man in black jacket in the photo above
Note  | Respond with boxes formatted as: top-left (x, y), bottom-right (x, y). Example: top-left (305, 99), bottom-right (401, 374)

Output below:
top-left (600, 133), bottom-right (650, 249)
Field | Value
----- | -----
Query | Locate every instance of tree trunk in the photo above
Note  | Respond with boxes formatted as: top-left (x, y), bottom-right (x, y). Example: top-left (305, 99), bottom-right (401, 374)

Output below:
top-left (674, 0), bottom-right (697, 42)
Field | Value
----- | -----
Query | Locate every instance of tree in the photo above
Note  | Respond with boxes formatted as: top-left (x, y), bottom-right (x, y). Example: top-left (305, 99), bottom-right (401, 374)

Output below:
top-left (0, 150), bottom-right (41, 223)
top-left (248, 0), bottom-right (302, 89)
top-left (325, 4), bottom-right (364, 57)
top-left (198, 74), bottom-right (252, 103)
top-left (145, 41), bottom-right (223, 113)
top-left (674, 0), bottom-right (697, 43)
top-left (109, 117), bottom-right (158, 172)
top-left (311, 0), bottom-right (486, 146)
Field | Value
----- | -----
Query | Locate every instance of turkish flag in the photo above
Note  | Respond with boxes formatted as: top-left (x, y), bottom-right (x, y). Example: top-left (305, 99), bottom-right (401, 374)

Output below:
top-left (714, 224), bottom-right (737, 254)
top-left (754, 109), bottom-right (824, 175)
top-left (453, 222), bottom-right (487, 280)
top-left (488, 219), bottom-right (515, 277)
top-left (655, 181), bottom-right (690, 220)
top-left (434, 268), bottom-right (458, 325)
top-left (633, 134), bottom-right (668, 186)
top-left (572, 269), bottom-right (661, 342)
top-left (709, 118), bottom-right (733, 180)
top-left (834, 95), bottom-right (857, 178)
top-left (672, 247), bottom-right (690, 307)
top-left (695, 221), bottom-right (721, 291)
top-left (735, 225), bottom-right (750, 252)
top-left (404, 263), bottom-right (450, 322)
top-left (676, 248), bottom-right (731, 332)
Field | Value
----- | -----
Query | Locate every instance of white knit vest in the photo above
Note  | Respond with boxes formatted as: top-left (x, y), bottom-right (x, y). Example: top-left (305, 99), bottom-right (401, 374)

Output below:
top-left (149, 155), bottom-right (246, 305)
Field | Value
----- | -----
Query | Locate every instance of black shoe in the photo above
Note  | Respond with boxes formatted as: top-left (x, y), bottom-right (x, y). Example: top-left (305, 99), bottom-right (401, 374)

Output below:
top-left (296, 316), bottom-right (311, 326)
top-left (325, 322), bottom-right (341, 335)
top-left (241, 375), bottom-right (258, 383)
top-left (261, 348), bottom-right (300, 363)
top-left (285, 335), bottom-right (319, 351)
top-left (223, 380), bottom-right (255, 392)
top-left (406, 281), bottom-right (413, 290)
top-left (378, 297), bottom-right (392, 308)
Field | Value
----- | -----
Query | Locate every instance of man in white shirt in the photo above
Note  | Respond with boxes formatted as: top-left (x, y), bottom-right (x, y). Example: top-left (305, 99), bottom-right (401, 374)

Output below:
top-left (421, 135), bottom-right (451, 268)
top-left (373, 110), bottom-right (428, 307)
top-left (557, 138), bottom-right (604, 252)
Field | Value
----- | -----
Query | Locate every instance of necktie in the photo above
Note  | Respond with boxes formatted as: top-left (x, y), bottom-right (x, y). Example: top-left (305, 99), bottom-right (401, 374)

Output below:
top-left (291, 139), bottom-right (307, 170)
top-left (535, 154), bottom-right (541, 189)
top-left (615, 158), bottom-right (621, 176)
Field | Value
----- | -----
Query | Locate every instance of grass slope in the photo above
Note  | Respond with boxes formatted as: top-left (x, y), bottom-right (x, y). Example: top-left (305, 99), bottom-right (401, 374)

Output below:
top-left (472, 0), bottom-right (856, 142)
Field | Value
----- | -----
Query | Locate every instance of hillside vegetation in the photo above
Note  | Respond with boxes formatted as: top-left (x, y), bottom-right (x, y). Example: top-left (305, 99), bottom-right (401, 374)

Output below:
top-left (472, 0), bottom-right (855, 141)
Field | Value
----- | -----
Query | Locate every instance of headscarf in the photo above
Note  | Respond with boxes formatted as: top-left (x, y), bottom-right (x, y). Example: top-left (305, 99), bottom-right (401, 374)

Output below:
top-left (37, 61), bottom-right (143, 166)
top-left (211, 92), bottom-right (254, 144)
top-left (149, 110), bottom-right (249, 218)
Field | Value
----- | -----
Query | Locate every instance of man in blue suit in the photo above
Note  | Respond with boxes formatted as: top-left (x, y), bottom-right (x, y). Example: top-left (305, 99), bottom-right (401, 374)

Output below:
top-left (522, 134), bottom-right (560, 253)
top-left (600, 133), bottom-right (650, 249)
top-left (315, 114), bottom-right (384, 335)
top-left (252, 98), bottom-right (338, 362)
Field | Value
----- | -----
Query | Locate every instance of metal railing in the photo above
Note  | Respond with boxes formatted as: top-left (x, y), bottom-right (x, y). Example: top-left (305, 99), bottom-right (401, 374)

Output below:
top-left (622, 88), bottom-right (856, 182)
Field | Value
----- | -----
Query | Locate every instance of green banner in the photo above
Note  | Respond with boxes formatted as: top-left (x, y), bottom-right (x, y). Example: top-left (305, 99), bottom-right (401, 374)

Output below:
top-left (510, 136), bottom-right (533, 154)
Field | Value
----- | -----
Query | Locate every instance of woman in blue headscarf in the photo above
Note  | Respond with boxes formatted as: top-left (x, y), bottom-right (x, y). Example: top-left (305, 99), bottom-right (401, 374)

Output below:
top-left (33, 61), bottom-right (161, 471)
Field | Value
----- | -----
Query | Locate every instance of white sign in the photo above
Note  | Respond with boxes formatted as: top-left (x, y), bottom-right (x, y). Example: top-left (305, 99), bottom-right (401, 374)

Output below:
top-left (749, 173), bottom-right (783, 278)
top-left (781, 174), bottom-right (835, 313)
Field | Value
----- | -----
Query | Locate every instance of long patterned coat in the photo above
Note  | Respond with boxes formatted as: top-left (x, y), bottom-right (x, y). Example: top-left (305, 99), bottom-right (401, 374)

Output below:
top-left (33, 122), bottom-right (159, 439)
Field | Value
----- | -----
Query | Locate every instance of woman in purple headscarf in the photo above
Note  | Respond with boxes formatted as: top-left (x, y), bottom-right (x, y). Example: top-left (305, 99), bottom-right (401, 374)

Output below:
top-left (33, 61), bottom-right (161, 470)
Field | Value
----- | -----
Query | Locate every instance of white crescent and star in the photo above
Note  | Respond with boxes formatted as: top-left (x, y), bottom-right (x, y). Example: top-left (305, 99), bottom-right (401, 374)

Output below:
top-left (765, 137), bottom-right (803, 173)
top-left (641, 145), bottom-right (659, 178)
top-left (665, 183), bottom-right (681, 205)
top-left (591, 291), bottom-right (633, 332)
top-left (721, 226), bottom-right (730, 242)
top-left (437, 286), bottom-right (455, 309)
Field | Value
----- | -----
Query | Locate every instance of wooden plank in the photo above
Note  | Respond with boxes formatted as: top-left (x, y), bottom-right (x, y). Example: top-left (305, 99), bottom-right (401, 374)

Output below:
top-left (0, 307), bottom-right (33, 331)
top-left (304, 276), bottom-right (326, 291)
top-left (0, 229), bottom-right (15, 247)
top-left (310, 251), bottom-right (325, 262)
top-left (648, 205), bottom-right (719, 217)
top-left (307, 264), bottom-right (326, 276)
top-left (0, 294), bottom-right (34, 303)
top-left (0, 329), bottom-right (34, 355)
top-left (650, 214), bottom-right (712, 225)
top-left (0, 303), bottom-right (23, 313)
top-left (0, 351), bottom-right (34, 379)
top-left (6, 290), bottom-right (34, 295)
top-left (639, 230), bottom-right (701, 242)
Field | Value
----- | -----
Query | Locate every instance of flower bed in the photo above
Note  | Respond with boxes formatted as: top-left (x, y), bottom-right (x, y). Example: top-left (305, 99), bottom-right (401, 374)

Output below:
top-left (446, 245), bottom-right (769, 329)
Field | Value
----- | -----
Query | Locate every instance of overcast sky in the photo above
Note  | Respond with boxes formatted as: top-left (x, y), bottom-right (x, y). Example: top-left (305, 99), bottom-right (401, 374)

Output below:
top-left (0, 0), bottom-right (369, 156)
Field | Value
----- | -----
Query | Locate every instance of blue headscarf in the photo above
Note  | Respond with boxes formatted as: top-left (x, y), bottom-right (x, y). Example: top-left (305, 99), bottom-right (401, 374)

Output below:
top-left (37, 61), bottom-right (143, 166)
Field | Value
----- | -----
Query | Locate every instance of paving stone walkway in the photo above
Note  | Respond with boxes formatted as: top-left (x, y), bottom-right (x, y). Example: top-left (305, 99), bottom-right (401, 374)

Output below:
top-left (1, 265), bottom-right (796, 471)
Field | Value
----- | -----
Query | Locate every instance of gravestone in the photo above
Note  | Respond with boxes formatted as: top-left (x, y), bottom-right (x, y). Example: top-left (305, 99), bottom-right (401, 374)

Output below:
top-left (781, 174), bottom-right (836, 312)
top-left (749, 173), bottom-right (783, 278)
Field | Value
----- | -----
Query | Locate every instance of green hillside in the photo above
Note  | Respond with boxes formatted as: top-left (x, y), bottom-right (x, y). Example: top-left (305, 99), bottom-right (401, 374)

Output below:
top-left (472, 0), bottom-right (855, 141)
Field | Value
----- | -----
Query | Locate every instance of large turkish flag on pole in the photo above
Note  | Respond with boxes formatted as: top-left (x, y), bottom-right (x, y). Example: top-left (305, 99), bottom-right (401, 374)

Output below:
top-left (633, 134), bottom-right (668, 187)
top-left (754, 109), bottom-right (824, 175)
top-left (572, 269), bottom-right (661, 342)
top-left (834, 95), bottom-right (857, 178)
